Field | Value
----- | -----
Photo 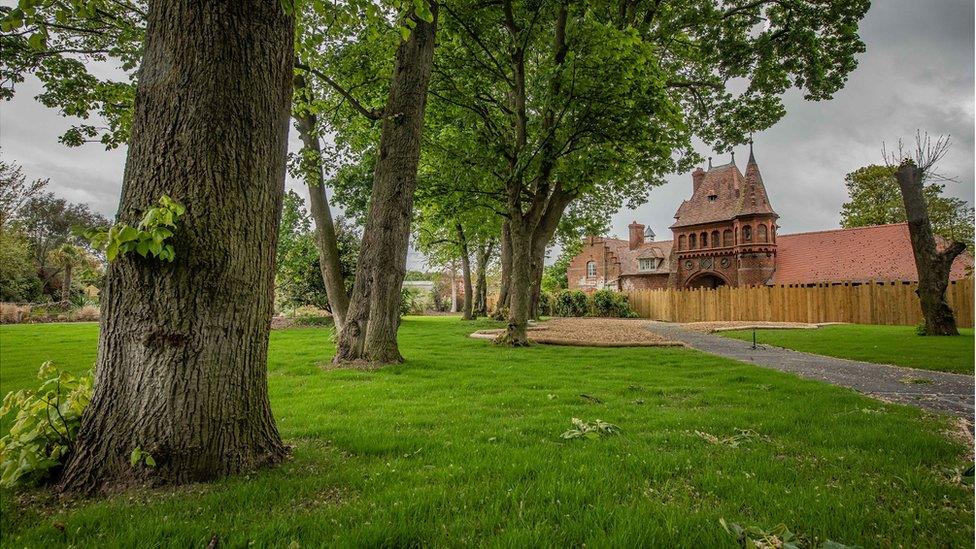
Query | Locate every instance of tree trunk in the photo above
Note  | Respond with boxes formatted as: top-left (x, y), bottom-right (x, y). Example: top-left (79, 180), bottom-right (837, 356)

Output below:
top-left (895, 161), bottom-right (966, 336)
top-left (456, 223), bottom-right (474, 320)
top-left (59, 0), bottom-right (292, 494)
top-left (498, 223), bottom-right (532, 345)
top-left (293, 73), bottom-right (349, 328)
top-left (333, 7), bottom-right (438, 364)
top-left (61, 266), bottom-right (72, 302)
top-left (449, 261), bottom-right (458, 313)
top-left (473, 238), bottom-right (493, 316)
top-left (495, 221), bottom-right (512, 315)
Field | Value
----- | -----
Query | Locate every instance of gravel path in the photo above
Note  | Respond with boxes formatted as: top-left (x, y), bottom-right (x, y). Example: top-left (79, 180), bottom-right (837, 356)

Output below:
top-left (645, 321), bottom-right (975, 419)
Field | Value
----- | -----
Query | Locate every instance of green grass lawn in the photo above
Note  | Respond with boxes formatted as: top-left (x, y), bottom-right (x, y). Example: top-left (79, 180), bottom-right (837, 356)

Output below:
top-left (0, 318), bottom-right (972, 547)
top-left (720, 324), bottom-right (975, 374)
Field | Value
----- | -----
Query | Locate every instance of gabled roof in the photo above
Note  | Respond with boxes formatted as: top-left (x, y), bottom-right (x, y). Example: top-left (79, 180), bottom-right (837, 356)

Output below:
top-left (772, 223), bottom-right (973, 284)
top-left (617, 240), bottom-right (673, 276)
top-left (671, 157), bottom-right (777, 229)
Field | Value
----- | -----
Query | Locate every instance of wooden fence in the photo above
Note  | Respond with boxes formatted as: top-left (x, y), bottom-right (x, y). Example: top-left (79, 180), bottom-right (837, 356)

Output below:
top-left (623, 279), bottom-right (974, 327)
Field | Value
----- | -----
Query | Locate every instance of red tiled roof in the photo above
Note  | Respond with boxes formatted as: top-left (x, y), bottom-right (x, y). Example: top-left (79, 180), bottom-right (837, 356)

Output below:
top-left (617, 240), bottom-right (673, 276)
top-left (671, 159), bottom-right (777, 229)
top-left (772, 223), bottom-right (973, 284)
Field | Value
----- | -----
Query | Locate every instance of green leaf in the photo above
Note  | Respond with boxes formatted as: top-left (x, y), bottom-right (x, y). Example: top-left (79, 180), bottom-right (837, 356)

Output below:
top-left (27, 32), bottom-right (45, 51)
top-left (144, 454), bottom-right (156, 468)
top-left (129, 448), bottom-right (142, 467)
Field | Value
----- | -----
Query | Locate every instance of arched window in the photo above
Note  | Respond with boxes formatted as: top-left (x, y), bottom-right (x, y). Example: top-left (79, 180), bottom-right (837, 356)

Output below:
top-left (743, 225), bottom-right (752, 242)
top-left (678, 234), bottom-right (687, 250)
top-left (771, 224), bottom-right (776, 243)
top-left (700, 232), bottom-right (708, 248)
top-left (586, 261), bottom-right (596, 277)
top-left (758, 224), bottom-right (768, 243)
top-left (689, 233), bottom-right (697, 249)
top-left (723, 229), bottom-right (733, 247)
top-left (711, 231), bottom-right (720, 248)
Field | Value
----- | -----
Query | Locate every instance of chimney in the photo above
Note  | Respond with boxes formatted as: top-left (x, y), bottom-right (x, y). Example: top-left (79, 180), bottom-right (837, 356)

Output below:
top-left (692, 167), bottom-right (705, 193)
top-left (628, 221), bottom-right (644, 250)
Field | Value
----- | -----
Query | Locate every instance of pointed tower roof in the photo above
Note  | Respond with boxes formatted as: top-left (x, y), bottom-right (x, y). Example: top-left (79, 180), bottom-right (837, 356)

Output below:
top-left (670, 146), bottom-right (777, 229)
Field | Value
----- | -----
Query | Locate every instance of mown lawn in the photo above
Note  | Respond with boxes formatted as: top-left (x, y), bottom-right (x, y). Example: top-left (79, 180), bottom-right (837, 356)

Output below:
top-left (720, 324), bottom-right (975, 374)
top-left (0, 318), bottom-right (972, 547)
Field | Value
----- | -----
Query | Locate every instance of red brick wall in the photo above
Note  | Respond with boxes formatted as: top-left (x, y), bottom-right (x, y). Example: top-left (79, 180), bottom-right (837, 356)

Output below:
top-left (568, 238), bottom-right (621, 292)
top-left (620, 274), bottom-right (670, 290)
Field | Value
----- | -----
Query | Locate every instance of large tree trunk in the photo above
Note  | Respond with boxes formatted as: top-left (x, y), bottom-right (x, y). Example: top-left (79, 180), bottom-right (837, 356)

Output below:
top-left (495, 221), bottom-right (512, 315)
top-left (499, 222), bottom-right (533, 346)
top-left (59, 0), bottom-right (292, 494)
top-left (293, 74), bottom-right (349, 328)
top-left (333, 7), bottom-right (437, 364)
top-left (500, 187), bottom-right (574, 344)
top-left (456, 223), bottom-right (474, 320)
top-left (895, 160), bottom-right (966, 336)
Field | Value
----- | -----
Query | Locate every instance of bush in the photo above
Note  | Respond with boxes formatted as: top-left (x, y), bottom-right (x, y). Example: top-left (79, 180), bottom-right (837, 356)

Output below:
top-left (554, 290), bottom-right (589, 317)
top-left (538, 291), bottom-right (554, 317)
top-left (71, 305), bottom-right (100, 322)
top-left (590, 289), bottom-right (638, 318)
top-left (0, 362), bottom-right (93, 488)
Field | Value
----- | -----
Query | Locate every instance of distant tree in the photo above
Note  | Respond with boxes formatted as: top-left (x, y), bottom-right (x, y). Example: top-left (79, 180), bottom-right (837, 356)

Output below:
top-left (276, 190), bottom-right (359, 311)
top-left (46, 243), bottom-right (98, 302)
top-left (841, 164), bottom-right (974, 248)
top-left (0, 227), bottom-right (41, 301)
top-left (17, 192), bottom-right (108, 269)
top-left (542, 239), bottom-right (583, 294)
top-left (884, 133), bottom-right (968, 336)
top-left (0, 157), bottom-right (47, 227)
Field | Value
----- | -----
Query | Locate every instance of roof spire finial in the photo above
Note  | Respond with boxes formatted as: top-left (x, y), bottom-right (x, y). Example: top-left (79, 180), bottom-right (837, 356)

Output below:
top-left (730, 150), bottom-right (735, 165)
top-left (748, 133), bottom-right (756, 164)
top-left (708, 156), bottom-right (712, 169)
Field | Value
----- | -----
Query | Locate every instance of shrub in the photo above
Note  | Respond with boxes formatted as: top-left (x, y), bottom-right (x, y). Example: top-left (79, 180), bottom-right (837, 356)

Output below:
top-left (538, 292), bottom-right (554, 316)
top-left (71, 305), bottom-right (100, 322)
top-left (0, 303), bottom-right (28, 324)
top-left (590, 289), bottom-right (638, 318)
top-left (0, 362), bottom-right (93, 488)
top-left (554, 290), bottom-right (588, 317)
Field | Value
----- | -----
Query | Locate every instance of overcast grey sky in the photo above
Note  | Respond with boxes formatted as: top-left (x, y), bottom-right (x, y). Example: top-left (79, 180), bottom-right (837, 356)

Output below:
top-left (1, 0), bottom-right (973, 268)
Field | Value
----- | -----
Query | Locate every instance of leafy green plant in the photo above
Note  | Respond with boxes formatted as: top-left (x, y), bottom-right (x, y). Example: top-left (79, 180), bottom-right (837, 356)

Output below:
top-left (696, 428), bottom-right (767, 448)
top-left (0, 362), bottom-right (93, 488)
top-left (130, 447), bottom-right (157, 468)
top-left (720, 518), bottom-right (862, 549)
top-left (590, 289), bottom-right (638, 318)
top-left (84, 195), bottom-right (185, 262)
top-left (554, 290), bottom-right (588, 317)
top-left (560, 418), bottom-right (620, 440)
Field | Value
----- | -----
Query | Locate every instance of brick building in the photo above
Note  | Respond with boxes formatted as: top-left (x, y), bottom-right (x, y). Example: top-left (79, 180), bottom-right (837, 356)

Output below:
top-left (568, 146), bottom-right (973, 291)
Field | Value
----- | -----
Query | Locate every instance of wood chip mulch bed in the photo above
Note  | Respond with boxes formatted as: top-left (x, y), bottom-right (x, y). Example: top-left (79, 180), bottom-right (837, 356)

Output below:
top-left (471, 317), bottom-right (683, 347)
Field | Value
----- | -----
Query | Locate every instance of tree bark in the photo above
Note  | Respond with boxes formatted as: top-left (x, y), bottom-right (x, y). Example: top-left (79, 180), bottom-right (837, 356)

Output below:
top-left (895, 161), bottom-right (967, 336)
top-left (293, 73), bottom-right (349, 328)
top-left (495, 221), bottom-right (512, 316)
top-left (333, 7), bottom-right (438, 364)
top-left (61, 266), bottom-right (72, 302)
top-left (473, 238), bottom-right (494, 316)
top-left (456, 223), bottom-right (474, 320)
top-left (59, 0), bottom-right (292, 494)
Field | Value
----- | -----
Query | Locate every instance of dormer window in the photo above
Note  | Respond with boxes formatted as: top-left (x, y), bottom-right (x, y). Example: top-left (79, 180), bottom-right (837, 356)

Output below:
top-left (638, 258), bottom-right (657, 271)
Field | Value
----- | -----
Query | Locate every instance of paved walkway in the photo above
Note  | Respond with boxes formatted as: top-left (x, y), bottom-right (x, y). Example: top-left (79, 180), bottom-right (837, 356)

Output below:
top-left (645, 322), bottom-right (974, 419)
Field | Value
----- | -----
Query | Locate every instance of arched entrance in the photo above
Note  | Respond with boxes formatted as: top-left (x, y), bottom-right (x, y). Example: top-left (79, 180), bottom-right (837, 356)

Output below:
top-left (686, 272), bottom-right (729, 289)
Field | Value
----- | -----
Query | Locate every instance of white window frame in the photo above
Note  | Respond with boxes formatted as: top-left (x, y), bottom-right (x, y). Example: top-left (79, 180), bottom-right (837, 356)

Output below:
top-left (638, 258), bottom-right (656, 272)
top-left (586, 261), bottom-right (597, 277)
